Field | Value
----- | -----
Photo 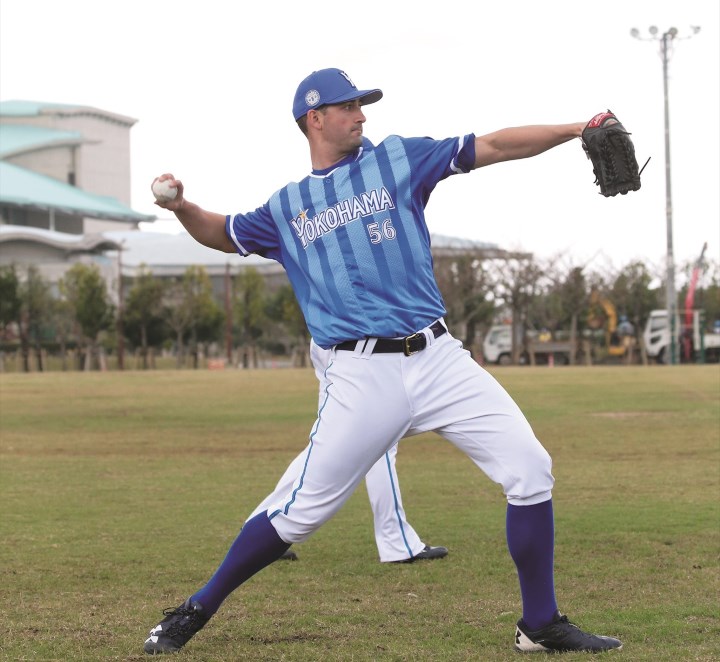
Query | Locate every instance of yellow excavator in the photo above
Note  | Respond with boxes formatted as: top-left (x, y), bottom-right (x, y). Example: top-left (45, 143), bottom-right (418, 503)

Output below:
top-left (587, 290), bottom-right (631, 358)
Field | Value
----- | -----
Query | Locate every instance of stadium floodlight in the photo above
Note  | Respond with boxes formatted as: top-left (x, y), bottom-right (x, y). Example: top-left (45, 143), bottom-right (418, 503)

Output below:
top-left (630, 26), bottom-right (701, 364)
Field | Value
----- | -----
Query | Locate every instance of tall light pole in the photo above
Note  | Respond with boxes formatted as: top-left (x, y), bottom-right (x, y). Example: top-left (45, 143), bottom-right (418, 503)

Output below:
top-left (630, 25), bottom-right (701, 364)
top-left (225, 262), bottom-right (233, 365)
top-left (116, 240), bottom-right (126, 370)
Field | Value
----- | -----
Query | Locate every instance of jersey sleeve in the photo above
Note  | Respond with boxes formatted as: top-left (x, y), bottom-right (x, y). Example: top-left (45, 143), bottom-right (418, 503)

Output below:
top-left (225, 203), bottom-right (283, 262)
top-left (404, 134), bottom-right (475, 179)
top-left (399, 134), bottom-right (475, 204)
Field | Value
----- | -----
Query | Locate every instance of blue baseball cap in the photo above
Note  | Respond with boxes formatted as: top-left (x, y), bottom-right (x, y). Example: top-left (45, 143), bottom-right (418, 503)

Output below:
top-left (292, 68), bottom-right (383, 120)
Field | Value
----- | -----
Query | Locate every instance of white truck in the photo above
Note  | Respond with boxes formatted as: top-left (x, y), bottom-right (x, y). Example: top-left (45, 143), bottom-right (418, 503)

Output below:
top-left (482, 325), bottom-right (543, 365)
top-left (482, 325), bottom-right (515, 365)
top-left (642, 309), bottom-right (720, 364)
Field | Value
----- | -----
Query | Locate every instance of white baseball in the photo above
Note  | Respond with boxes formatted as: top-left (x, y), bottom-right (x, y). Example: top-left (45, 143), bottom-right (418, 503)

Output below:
top-left (152, 178), bottom-right (178, 202)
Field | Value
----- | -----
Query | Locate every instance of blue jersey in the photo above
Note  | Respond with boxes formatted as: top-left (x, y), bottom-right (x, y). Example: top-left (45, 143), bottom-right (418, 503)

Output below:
top-left (226, 134), bottom-right (476, 348)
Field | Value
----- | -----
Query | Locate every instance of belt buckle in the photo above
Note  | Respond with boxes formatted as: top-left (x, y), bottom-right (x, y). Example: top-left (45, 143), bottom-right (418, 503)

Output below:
top-left (403, 333), bottom-right (421, 356)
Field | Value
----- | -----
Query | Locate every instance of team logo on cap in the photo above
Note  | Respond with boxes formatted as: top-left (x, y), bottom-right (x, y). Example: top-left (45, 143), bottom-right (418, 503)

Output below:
top-left (339, 70), bottom-right (356, 88)
top-left (305, 89), bottom-right (320, 108)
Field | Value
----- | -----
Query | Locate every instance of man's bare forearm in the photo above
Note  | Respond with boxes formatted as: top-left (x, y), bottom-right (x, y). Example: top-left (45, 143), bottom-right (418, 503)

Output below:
top-left (174, 200), bottom-right (235, 253)
top-left (151, 174), bottom-right (235, 253)
top-left (474, 123), bottom-right (585, 168)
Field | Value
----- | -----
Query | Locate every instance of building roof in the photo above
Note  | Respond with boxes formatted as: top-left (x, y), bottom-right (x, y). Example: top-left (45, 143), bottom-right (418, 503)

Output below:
top-left (0, 161), bottom-right (154, 223)
top-left (0, 100), bottom-right (150, 225)
top-left (431, 233), bottom-right (497, 250)
top-left (0, 100), bottom-right (137, 126)
top-left (103, 229), bottom-right (280, 275)
top-left (102, 229), bottom-right (506, 277)
top-left (0, 124), bottom-right (85, 159)
top-left (0, 224), bottom-right (121, 252)
top-left (430, 232), bottom-right (530, 260)
top-left (0, 223), bottom-right (515, 283)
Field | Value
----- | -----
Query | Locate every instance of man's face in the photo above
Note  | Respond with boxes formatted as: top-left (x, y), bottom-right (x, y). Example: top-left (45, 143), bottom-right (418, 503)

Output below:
top-left (319, 100), bottom-right (366, 153)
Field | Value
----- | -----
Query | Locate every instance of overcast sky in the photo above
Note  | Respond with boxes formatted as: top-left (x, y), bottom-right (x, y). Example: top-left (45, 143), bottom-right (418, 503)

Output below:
top-left (1, 0), bottom-right (718, 284)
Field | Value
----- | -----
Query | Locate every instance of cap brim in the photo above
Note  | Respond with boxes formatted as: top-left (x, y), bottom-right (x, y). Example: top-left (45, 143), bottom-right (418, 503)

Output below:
top-left (358, 89), bottom-right (383, 106)
top-left (328, 88), bottom-right (383, 107)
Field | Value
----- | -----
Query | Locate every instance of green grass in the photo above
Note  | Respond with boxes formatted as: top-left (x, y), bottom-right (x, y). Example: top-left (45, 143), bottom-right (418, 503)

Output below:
top-left (0, 366), bottom-right (718, 661)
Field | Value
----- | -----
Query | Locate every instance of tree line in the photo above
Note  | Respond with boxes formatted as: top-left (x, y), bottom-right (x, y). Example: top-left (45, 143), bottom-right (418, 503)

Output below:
top-left (0, 262), bottom-right (307, 372)
top-left (0, 250), bottom-right (718, 371)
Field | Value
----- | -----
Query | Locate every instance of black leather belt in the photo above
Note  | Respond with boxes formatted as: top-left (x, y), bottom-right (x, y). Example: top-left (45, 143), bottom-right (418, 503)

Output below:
top-left (335, 321), bottom-right (446, 356)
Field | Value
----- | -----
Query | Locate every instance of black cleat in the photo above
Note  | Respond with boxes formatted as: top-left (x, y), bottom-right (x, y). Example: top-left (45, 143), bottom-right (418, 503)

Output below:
top-left (393, 544), bottom-right (449, 564)
top-left (515, 611), bottom-right (622, 654)
top-left (144, 598), bottom-right (209, 655)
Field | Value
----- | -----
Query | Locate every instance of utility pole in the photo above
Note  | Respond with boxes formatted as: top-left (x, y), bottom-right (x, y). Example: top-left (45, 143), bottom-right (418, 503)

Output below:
top-left (116, 241), bottom-right (125, 370)
top-left (225, 262), bottom-right (233, 365)
top-left (630, 25), bottom-right (701, 364)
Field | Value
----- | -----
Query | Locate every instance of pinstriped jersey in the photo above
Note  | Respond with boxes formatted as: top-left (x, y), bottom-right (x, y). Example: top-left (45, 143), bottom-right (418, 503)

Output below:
top-left (226, 134), bottom-right (476, 348)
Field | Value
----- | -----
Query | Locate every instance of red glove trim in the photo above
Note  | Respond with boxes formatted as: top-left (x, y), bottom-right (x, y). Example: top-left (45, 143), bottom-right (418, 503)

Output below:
top-left (587, 111), bottom-right (617, 129)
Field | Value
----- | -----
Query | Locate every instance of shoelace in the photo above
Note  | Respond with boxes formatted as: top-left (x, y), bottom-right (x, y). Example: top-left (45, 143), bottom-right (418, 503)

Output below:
top-left (546, 615), bottom-right (599, 643)
top-left (162, 605), bottom-right (204, 637)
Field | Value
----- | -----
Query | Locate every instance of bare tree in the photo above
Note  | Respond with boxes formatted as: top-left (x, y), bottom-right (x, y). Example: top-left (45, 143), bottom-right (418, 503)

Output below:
top-left (491, 255), bottom-right (545, 364)
top-left (434, 252), bottom-right (496, 358)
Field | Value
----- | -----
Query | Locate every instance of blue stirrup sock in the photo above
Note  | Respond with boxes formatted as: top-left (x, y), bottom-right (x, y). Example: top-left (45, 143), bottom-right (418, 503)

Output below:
top-left (506, 498), bottom-right (558, 631)
top-left (191, 512), bottom-right (291, 617)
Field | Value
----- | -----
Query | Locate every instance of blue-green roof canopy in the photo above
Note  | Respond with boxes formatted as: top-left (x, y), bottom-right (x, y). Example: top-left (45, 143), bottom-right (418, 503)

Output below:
top-left (0, 124), bottom-right (84, 158)
top-left (0, 161), bottom-right (154, 223)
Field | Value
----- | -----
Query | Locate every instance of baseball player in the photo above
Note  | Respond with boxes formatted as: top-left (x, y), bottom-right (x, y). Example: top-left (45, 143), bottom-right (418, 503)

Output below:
top-left (261, 339), bottom-right (448, 564)
top-left (143, 68), bottom-right (623, 655)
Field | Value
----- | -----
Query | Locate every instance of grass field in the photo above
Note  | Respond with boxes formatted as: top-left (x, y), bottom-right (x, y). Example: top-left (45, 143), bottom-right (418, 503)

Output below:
top-left (1, 365), bottom-right (718, 661)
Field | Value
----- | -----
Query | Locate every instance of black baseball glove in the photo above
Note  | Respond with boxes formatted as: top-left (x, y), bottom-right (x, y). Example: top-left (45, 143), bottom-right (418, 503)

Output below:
top-left (581, 110), bottom-right (644, 197)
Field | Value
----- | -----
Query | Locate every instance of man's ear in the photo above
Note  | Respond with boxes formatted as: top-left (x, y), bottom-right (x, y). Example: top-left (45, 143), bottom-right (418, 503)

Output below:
top-left (307, 109), bottom-right (324, 130)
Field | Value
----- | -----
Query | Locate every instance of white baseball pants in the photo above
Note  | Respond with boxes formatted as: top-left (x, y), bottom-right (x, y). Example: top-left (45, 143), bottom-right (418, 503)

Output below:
top-left (248, 443), bottom-right (424, 561)
top-left (263, 324), bottom-right (554, 544)
top-left (248, 342), bottom-right (425, 562)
